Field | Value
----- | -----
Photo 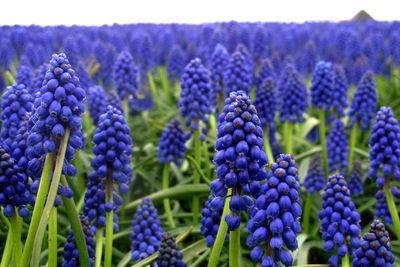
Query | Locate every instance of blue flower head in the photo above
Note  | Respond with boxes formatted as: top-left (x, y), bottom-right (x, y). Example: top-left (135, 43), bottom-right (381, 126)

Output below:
top-left (211, 91), bottom-right (268, 231)
top-left (348, 160), bottom-right (363, 195)
top-left (256, 58), bottom-right (277, 88)
top-left (139, 34), bottom-right (154, 85)
top-left (32, 64), bottom-right (50, 96)
top-left (327, 120), bottom-right (348, 173)
top-left (247, 154), bottom-right (301, 266)
top-left (332, 65), bottom-right (349, 117)
top-left (62, 217), bottom-right (95, 267)
top-left (113, 51), bottom-right (138, 100)
top-left (375, 189), bottom-right (398, 225)
top-left (16, 64), bottom-right (33, 90)
top-left (319, 174), bottom-right (361, 266)
top-left (87, 86), bottom-right (109, 125)
top-left (253, 77), bottom-right (277, 127)
top-left (368, 107), bottom-right (400, 188)
top-left (310, 61), bottom-right (334, 111)
top-left (76, 63), bottom-right (92, 92)
top-left (158, 118), bottom-right (187, 166)
top-left (278, 64), bottom-right (308, 123)
top-left (63, 37), bottom-right (79, 67)
top-left (178, 58), bottom-right (212, 139)
top-left (210, 44), bottom-right (229, 102)
top-left (224, 51), bottom-right (252, 96)
top-left (107, 90), bottom-right (123, 114)
top-left (157, 232), bottom-right (186, 267)
top-left (348, 71), bottom-right (377, 130)
top-left (130, 198), bottom-right (163, 263)
top-left (353, 220), bottom-right (396, 267)
top-left (167, 45), bottom-right (185, 83)
top-left (301, 41), bottom-right (317, 76)
top-left (252, 26), bottom-right (265, 63)
top-left (304, 153), bottom-right (325, 195)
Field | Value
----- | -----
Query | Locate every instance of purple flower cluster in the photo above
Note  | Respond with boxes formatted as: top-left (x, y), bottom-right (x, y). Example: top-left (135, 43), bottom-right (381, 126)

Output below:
top-left (210, 44), bottom-right (229, 102)
top-left (375, 189), bottom-right (399, 225)
top-left (347, 160), bottom-right (363, 195)
top-left (224, 51), bottom-right (252, 96)
top-left (158, 118), bottom-right (187, 166)
top-left (253, 77), bottom-right (277, 127)
top-left (310, 61), bottom-right (334, 111)
top-left (157, 232), bottom-right (186, 267)
top-left (167, 45), bottom-right (185, 83)
top-left (331, 65), bottom-right (349, 117)
top-left (327, 120), bottom-right (348, 173)
top-left (201, 195), bottom-right (228, 247)
top-left (304, 153), bottom-right (325, 195)
top-left (113, 51), bottom-right (138, 100)
top-left (87, 86), bottom-right (109, 125)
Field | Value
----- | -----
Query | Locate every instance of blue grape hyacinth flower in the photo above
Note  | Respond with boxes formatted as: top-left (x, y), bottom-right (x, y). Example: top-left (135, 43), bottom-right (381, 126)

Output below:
top-left (256, 58), bottom-right (277, 88)
top-left (347, 160), bottom-right (363, 195)
top-left (310, 61), bottom-right (334, 111)
top-left (304, 153), bottom-right (325, 195)
top-left (158, 118), bottom-right (187, 166)
top-left (327, 120), bottom-right (348, 173)
top-left (332, 65), bottom-right (349, 118)
top-left (210, 44), bottom-right (229, 104)
top-left (32, 64), bottom-right (49, 97)
top-left (157, 232), bottom-right (186, 267)
top-left (253, 77), bottom-right (277, 128)
top-left (353, 220), bottom-right (396, 267)
top-left (113, 51), bottom-right (139, 100)
top-left (16, 64), bottom-right (33, 90)
top-left (130, 198), bottom-right (163, 263)
top-left (224, 51), bottom-right (252, 96)
top-left (375, 189), bottom-right (399, 225)
top-left (319, 174), bottom-right (361, 266)
top-left (87, 86), bottom-right (109, 126)
top-left (167, 45), bottom-right (185, 83)
top-left (247, 154), bottom-right (301, 266)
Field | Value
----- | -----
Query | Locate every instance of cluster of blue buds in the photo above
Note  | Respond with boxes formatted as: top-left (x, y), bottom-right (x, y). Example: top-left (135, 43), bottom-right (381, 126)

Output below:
top-left (113, 51), bottom-right (138, 100)
top-left (16, 64), bottom-right (33, 90)
top-left (368, 107), bottom-right (400, 188)
top-left (201, 195), bottom-right (228, 247)
top-left (256, 58), bottom-right (276, 87)
top-left (211, 91), bottom-right (268, 230)
top-left (158, 118), bottom-right (187, 166)
top-left (353, 220), bottom-right (396, 267)
top-left (1, 84), bottom-right (33, 149)
top-left (91, 105), bottom-right (132, 193)
top-left (318, 174), bottom-right (361, 266)
top-left (332, 65), bottom-right (349, 117)
top-left (167, 45), bottom-right (185, 83)
top-left (304, 153), bottom-right (325, 195)
top-left (327, 120), bottom-right (348, 173)
top-left (62, 217), bottom-right (95, 267)
top-left (139, 34), bottom-right (154, 85)
top-left (278, 64), bottom-right (308, 123)
top-left (130, 198), bottom-right (163, 263)
top-left (210, 44), bottom-right (229, 103)
top-left (224, 51), bottom-right (252, 96)
top-left (0, 145), bottom-right (32, 217)
top-left (247, 154), bottom-right (301, 266)
top-left (375, 189), bottom-right (399, 225)
top-left (310, 61), bottom-right (334, 111)
top-left (87, 86), bottom-right (109, 125)
top-left (178, 58), bottom-right (212, 140)
top-left (32, 64), bottom-right (50, 96)
top-left (83, 175), bottom-right (122, 232)
top-left (26, 53), bottom-right (85, 179)
top-left (235, 43), bottom-right (253, 74)
top-left (348, 71), bottom-right (377, 130)
top-left (107, 90), bottom-right (124, 113)
top-left (157, 232), bottom-right (186, 267)
top-left (253, 77), bottom-right (277, 128)
top-left (347, 160), bottom-right (363, 195)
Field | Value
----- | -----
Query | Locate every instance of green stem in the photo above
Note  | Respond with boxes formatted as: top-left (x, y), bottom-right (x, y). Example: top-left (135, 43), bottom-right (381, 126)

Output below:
top-left (48, 208), bottom-right (57, 267)
top-left (347, 123), bottom-right (359, 176)
top-left (60, 175), bottom-right (91, 267)
top-left (229, 226), bottom-right (240, 267)
top-left (341, 253), bottom-right (350, 267)
top-left (160, 67), bottom-right (172, 105)
top-left (4, 71), bottom-right (15, 86)
top-left (384, 178), bottom-right (400, 240)
top-left (283, 121), bottom-right (293, 155)
top-left (0, 229), bottom-right (12, 267)
top-left (202, 140), bottom-right (211, 179)
top-left (0, 208), bottom-right (10, 227)
top-left (20, 151), bottom-right (56, 267)
top-left (147, 71), bottom-right (162, 114)
top-left (162, 163), bottom-right (175, 228)
top-left (318, 110), bottom-right (329, 179)
top-left (10, 212), bottom-right (22, 267)
top-left (303, 194), bottom-right (313, 235)
top-left (207, 189), bottom-right (231, 267)
top-left (104, 168), bottom-right (114, 267)
top-left (263, 125), bottom-right (275, 165)
top-left (123, 98), bottom-right (129, 120)
top-left (95, 229), bottom-right (104, 267)
top-left (193, 128), bottom-right (201, 225)
top-left (208, 114), bottom-right (217, 136)
top-left (30, 128), bottom-right (71, 267)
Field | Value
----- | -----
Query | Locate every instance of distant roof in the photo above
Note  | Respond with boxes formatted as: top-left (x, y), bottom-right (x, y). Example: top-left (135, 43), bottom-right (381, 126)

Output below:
top-left (352, 10), bottom-right (374, 21)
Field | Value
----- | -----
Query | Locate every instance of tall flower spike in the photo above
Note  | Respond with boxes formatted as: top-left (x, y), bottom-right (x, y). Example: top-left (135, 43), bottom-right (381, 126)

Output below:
top-left (353, 220), bottom-right (396, 267)
top-left (201, 194), bottom-right (228, 247)
top-left (62, 217), bottom-right (95, 267)
top-left (252, 26), bottom-right (265, 64)
top-left (157, 232), bottom-right (186, 267)
top-left (26, 53), bottom-right (86, 179)
top-left (224, 51), bottom-right (252, 96)
top-left (253, 77), bottom-right (277, 128)
top-left (375, 189), bottom-right (399, 225)
top-left (347, 160), bottom-right (363, 195)
top-left (304, 153), bottom-right (325, 195)
top-left (107, 90), bottom-right (124, 113)
top-left (301, 41), bottom-right (317, 76)
top-left (247, 154), bottom-right (301, 266)
top-left (32, 64), bottom-right (49, 97)
top-left (318, 174), bottom-right (361, 266)
top-left (368, 107), bottom-right (400, 188)
top-left (211, 91), bottom-right (268, 230)
top-left (139, 34), bottom-right (153, 86)
top-left (1, 84), bottom-right (33, 149)
top-left (256, 58), bottom-right (277, 87)
top-left (348, 71), bottom-right (377, 130)
top-left (16, 64), bottom-right (33, 90)
top-left (310, 61), bottom-right (334, 111)
top-left (278, 64), bottom-right (308, 123)
top-left (87, 86), bottom-right (109, 126)
top-left (158, 118), bottom-right (187, 166)
top-left (167, 45), bottom-right (185, 83)
top-left (331, 65), bottom-right (349, 117)
top-left (130, 198), bottom-right (163, 263)
top-left (178, 58), bottom-right (212, 139)
top-left (210, 44), bottom-right (229, 104)
top-left (113, 51), bottom-right (138, 100)
top-left (327, 120), bottom-right (348, 173)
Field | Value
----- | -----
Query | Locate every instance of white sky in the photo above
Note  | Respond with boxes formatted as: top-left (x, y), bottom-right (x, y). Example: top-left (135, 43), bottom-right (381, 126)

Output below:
top-left (1, 0), bottom-right (399, 25)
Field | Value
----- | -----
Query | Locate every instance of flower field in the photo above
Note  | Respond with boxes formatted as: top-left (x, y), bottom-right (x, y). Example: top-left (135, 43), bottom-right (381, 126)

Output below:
top-left (0, 21), bottom-right (399, 267)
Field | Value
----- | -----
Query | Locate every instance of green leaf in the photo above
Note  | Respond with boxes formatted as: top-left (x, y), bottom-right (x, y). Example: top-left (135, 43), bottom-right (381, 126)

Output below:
top-left (299, 116), bottom-right (319, 139)
top-left (182, 239), bottom-right (207, 262)
top-left (4, 71), bottom-right (15, 86)
top-left (292, 233), bottom-right (308, 262)
top-left (296, 240), bottom-right (324, 265)
top-left (186, 155), bottom-right (211, 185)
